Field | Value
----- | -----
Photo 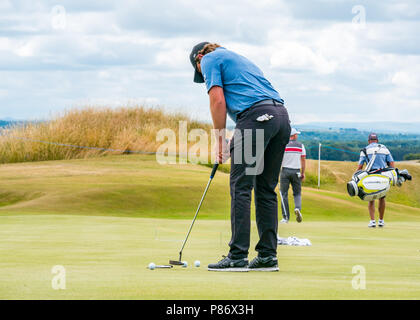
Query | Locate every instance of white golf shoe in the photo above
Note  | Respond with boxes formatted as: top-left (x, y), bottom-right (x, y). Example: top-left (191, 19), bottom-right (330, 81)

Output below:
top-left (294, 208), bottom-right (303, 223)
top-left (368, 220), bottom-right (376, 228)
top-left (280, 218), bottom-right (289, 224)
top-left (378, 220), bottom-right (385, 228)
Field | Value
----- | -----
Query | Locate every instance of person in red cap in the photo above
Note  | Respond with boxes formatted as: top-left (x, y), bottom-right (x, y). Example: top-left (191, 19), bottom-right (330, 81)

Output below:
top-left (357, 133), bottom-right (395, 228)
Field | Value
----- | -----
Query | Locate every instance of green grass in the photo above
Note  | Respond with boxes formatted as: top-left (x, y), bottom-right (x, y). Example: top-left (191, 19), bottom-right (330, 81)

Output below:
top-left (0, 155), bottom-right (230, 219)
top-left (1, 215), bottom-right (419, 299)
top-left (0, 155), bottom-right (419, 299)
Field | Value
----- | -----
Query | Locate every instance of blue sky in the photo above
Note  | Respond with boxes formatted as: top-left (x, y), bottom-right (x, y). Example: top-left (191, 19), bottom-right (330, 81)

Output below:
top-left (0, 0), bottom-right (420, 125)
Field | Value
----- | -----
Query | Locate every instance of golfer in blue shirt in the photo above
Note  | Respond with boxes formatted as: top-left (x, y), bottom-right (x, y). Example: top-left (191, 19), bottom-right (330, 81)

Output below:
top-left (190, 42), bottom-right (291, 271)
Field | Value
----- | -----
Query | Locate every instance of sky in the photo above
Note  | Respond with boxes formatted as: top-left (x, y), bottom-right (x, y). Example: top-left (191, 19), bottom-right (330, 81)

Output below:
top-left (0, 0), bottom-right (420, 126)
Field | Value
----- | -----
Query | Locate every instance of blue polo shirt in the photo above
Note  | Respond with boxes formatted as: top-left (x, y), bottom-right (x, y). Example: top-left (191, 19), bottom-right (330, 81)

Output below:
top-left (201, 47), bottom-right (283, 122)
top-left (359, 143), bottom-right (394, 170)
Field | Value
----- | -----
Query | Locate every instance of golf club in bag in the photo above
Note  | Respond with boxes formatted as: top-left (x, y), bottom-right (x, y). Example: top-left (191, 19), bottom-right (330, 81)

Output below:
top-left (169, 163), bottom-right (219, 266)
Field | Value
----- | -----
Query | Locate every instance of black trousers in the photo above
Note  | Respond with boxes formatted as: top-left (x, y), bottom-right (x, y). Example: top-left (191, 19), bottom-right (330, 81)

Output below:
top-left (228, 101), bottom-right (291, 259)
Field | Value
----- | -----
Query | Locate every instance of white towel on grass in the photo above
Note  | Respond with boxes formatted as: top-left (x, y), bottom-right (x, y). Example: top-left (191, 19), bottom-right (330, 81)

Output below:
top-left (277, 236), bottom-right (312, 246)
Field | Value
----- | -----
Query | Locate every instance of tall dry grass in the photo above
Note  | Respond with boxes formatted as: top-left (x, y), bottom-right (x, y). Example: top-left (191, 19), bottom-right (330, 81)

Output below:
top-left (0, 106), bottom-right (212, 164)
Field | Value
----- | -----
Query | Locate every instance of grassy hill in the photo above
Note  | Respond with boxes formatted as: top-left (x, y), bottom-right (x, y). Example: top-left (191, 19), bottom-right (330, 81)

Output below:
top-left (0, 106), bottom-right (211, 164)
top-left (0, 155), bottom-right (419, 220)
top-left (1, 105), bottom-right (417, 211)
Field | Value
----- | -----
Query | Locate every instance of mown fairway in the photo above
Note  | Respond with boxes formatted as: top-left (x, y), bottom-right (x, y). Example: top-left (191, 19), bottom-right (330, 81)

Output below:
top-left (0, 155), bottom-right (419, 299)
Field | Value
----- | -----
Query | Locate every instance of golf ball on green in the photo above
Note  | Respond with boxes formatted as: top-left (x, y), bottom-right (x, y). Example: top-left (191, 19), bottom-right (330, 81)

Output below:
top-left (148, 262), bottom-right (156, 270)
top-left (182, 261), bottom-right (188, 268)
top-left (194, 260), bottom-right (200, 267)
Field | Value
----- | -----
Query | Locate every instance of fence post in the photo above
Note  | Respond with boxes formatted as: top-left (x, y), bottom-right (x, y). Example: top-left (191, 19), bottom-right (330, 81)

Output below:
top-left (318, 143), bottom-right (321, 189)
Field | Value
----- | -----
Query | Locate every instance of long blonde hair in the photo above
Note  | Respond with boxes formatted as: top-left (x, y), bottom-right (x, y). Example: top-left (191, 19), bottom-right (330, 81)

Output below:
top-left (196, 43), bottom-right (221, 62)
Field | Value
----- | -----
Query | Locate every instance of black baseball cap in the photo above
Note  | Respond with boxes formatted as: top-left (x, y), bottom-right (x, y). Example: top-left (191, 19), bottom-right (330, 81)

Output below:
top-left (368, 133), bottom-right (378, 141)
top-left (189, 42), bottom-right (209, 83)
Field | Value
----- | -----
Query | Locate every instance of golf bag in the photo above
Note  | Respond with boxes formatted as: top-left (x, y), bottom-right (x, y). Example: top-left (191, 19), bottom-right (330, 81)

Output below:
top-left (347, 145), bottom-right (412, 201)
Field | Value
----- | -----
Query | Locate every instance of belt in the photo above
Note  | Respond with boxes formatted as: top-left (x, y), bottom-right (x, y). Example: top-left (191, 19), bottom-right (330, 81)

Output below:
top-left (253, 99), bottom-right (284, 108)
top-left (237, 99), bottom-right (284, 120)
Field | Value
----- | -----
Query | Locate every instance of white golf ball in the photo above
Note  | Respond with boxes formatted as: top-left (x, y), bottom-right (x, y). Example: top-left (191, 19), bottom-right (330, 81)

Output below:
top-left (182, 261), bottom-right (188, 268)
top-left (194, 260), bottom-right (201, 267)
top-left (148, 262), bottom-right (156, 270)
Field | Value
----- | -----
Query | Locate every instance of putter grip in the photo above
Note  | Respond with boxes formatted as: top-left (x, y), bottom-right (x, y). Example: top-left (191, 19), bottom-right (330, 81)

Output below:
top-left (210, 163), bottom-right (219, 179)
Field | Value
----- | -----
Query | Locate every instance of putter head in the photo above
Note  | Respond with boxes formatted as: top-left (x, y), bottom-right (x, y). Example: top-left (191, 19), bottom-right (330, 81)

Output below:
top-left (169, 260), bottom-right (185, 266)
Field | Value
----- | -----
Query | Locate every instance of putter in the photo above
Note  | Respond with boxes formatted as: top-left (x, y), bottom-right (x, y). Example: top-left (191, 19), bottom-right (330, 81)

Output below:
top-left (169, 163), bottom-right (219, 266)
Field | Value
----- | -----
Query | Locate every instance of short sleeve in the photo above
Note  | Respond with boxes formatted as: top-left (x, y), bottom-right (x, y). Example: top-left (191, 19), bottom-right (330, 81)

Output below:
top-left (386, 151), bottom-right (394, 163)
top-left (301, 144), bottom-right (306, 157)
top-left (359, 151), bottom-right (367, 165)
top-left (201, 53), bottom-right (223, 93)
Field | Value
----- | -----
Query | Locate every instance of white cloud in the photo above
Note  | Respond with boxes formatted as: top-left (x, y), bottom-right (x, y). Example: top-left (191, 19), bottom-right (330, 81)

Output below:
top-left (15, 38), bottom-right (40, 57)
top-left (0, 37), bottom-right (11, 50)
top-left (0, 0), bottom-right (419, 123)
top-left (0, 0), bottom-right (12, 10)
top-left (270, 41), bottom-right (338, 74)
top-left (391, 71), bottom-right (420, 88)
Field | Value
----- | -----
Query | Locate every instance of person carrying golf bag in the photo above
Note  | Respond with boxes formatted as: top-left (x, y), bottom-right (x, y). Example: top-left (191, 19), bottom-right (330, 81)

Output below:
top-left (190, 42), bottom-right (291, 271)
top-left (357, 133), bottom-right (395, 228)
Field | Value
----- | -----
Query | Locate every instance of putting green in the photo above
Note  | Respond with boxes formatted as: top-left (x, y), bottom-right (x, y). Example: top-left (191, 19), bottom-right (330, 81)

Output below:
top-left (0, 155), bottom-right (419, 299)
top-left (0, 215), bottom-right (419, 299)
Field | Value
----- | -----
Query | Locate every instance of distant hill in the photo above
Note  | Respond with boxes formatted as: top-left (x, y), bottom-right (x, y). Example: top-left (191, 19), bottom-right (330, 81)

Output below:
top-left (0, 120), bottom-right (13, 128)
top-left (297, 122), bottom-right (420, 134)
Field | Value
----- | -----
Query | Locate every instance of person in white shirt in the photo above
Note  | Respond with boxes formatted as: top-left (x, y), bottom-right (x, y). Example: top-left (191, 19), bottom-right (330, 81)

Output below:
top-left (279, 128), bottom-right (306, 223)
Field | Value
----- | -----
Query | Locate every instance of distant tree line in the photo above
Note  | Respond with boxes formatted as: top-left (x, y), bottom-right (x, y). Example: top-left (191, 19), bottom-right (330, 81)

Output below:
top-left (299, 129), bottom-right (420, 142)
top-left (404, 153), bottom-right (420, 160)
top-left (300, 130), bottom-right (420, 161)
